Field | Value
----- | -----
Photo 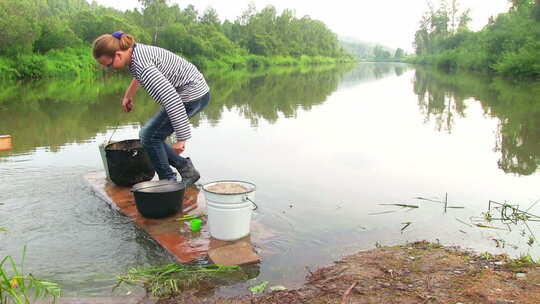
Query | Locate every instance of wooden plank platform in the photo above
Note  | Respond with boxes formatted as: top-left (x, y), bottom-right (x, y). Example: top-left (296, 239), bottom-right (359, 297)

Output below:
top-left (84, 171), bottom-right (260, 265)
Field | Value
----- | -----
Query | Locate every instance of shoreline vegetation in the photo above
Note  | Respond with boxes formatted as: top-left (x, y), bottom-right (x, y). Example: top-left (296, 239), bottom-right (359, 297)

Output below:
top-left (0, 48), bottom-right (353, 81)
top-left (406, 0), bottom-right (540, 78)
top-left (0, 0), bottom-right (354, 81)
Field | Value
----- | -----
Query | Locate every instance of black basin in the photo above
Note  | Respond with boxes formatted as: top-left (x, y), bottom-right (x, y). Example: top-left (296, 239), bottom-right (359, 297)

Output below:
top-left (105, 139), bottom-right (155, 186)
top-left (131, 180), bottom-right (185, 218)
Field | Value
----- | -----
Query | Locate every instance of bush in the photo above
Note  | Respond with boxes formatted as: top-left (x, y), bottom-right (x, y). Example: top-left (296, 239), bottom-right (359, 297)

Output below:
top-left (16, 54), bottom-right (47, 79)
top-left (44, 48), bottom-right (97, 78)
top-left (493, 42), bottom-right (540, 77)
top-left (0, 57), bottom-right (18, 79)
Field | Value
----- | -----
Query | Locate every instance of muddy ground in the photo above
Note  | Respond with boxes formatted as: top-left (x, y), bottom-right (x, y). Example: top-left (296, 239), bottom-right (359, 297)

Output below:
top-left (157, 241), bottom-right (540, 304)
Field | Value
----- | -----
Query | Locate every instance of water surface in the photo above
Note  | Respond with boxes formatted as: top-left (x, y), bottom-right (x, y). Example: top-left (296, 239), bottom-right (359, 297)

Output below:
top-left (1, 63), bottom-right (540, 296)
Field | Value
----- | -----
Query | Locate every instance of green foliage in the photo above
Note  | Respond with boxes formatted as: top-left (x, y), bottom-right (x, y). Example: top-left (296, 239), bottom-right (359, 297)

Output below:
top-left (69, 9), bottom-right (151, 44)
top-left (412, 0), bottom-right (540, 77)
top-left (200, 7), bottom-right (220, 26)
top-left (34, 17), bottom-right (82, 53)
top-left (187, 54), bottom-right (350, 72)
top-left (16, 55), bottom-right (47, 79)
top-left (0, 0), bottom-right (41, 56)
top-left (0, 58), bottom-right (19, 80)
top-left (0, 1), bottom-right (350, 79)
top-left (43, 48), bottom-right (98, 79)
top-left (225, 5), bottom-right (346, 58)
top-left (0, 247), bottom-right (61, 304)
top-left (0, 48), bottom-right (98, 80)
top-left (493, 41), bottom-right (540, 76)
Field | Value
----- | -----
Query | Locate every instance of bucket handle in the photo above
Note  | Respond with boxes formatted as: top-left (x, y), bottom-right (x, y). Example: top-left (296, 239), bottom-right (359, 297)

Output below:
top-left (107, 121), bottom-right (121, 144)
top-left (243, 196), bottom-right (258, 210)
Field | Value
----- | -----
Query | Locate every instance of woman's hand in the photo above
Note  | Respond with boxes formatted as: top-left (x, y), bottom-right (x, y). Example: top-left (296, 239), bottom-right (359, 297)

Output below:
top-left (122, 78), bottom-right (139, 112)
top-left (173, 141), bottom-right (186, 154)
top-left (122, 97), bottom-right (134, 112)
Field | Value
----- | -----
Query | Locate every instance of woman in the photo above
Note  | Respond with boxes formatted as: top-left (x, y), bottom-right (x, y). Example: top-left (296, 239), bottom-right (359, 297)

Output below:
top-left (92, 31), bottom-right (210, 185)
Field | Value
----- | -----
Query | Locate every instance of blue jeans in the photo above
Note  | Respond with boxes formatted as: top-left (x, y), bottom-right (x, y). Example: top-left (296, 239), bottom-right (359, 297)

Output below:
top-left (139, 92), bottom-right (210, 180)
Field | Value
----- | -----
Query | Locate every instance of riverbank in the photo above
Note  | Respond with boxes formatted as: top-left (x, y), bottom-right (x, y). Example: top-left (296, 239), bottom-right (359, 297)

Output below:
top-left (154, 241), bottom-right (540, 304)
top-left (409, 1), bottom-right (540, 78)
top-left (404, 54), bottom-right (540, 79)
top-left (0, 48), bottom-right (353, 81)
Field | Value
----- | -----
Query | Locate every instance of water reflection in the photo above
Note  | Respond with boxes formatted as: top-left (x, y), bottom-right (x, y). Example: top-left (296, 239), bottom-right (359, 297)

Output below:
top-left (413, 67), bottom-right (540, 176)
top-left (0, 63), bottom-right (409, 158)
top-left (338, 62), bottom-right (410, 89)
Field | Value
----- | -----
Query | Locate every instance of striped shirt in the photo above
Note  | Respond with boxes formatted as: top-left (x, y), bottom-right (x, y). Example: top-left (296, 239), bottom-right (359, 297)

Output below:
top-left (128, 43), bottom-right (209, 141)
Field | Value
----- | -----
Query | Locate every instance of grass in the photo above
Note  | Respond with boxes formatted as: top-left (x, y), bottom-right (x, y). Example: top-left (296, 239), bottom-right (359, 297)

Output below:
top-left (0, 247), bottom-right (61, 304)
top-left (115, 263), bottom-right (244, 298)
top-left (505, 253), bottom-right (540, 271)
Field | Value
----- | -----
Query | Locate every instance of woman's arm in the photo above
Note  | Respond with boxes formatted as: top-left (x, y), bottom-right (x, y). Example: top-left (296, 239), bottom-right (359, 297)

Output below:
top-left (122, 78), bottom-right (139, 112)
top-left (138, 66), bottom-right (191, 142)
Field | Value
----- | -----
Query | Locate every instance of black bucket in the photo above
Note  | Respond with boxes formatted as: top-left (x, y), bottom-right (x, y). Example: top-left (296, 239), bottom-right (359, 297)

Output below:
top-left (131, 180), bottom-right (185, 218)
top-left (105, 139), bottom-right (155, 187)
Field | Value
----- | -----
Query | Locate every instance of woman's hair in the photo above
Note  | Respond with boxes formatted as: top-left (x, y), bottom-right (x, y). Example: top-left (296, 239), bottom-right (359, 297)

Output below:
top-left (92, 31), bottom-right (135, 59)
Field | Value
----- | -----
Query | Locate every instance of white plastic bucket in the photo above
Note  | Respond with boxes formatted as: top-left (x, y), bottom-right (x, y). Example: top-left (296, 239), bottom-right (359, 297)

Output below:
top-left (202, 181), bottom-right (257, 241)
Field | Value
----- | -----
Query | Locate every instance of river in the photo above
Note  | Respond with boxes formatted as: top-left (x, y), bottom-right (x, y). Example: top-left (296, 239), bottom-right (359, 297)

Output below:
top-left (1, 63), bottom-right (539, 296)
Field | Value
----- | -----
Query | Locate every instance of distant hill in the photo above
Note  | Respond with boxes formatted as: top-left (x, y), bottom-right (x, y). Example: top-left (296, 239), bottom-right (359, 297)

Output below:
top-left (340, 37), bottom-right (401, 60)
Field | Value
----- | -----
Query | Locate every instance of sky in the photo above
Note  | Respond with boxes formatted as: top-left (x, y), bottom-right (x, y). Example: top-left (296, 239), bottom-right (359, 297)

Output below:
top-left (91, 0), bottom-right (511, 51)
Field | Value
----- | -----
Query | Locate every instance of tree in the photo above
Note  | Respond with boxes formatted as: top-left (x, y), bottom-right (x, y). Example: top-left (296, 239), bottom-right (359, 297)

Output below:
top-left (46, 0), bottom-right (89, 14)
top-left (413, 0), bottom-right (473, 55)
top-left (182, 4), bottom-right (199, 24)
top-left (373, 45), bottom-right (391, 60)
top-left (238, 2), bottom-right (257, 26)
top-left (458, 8), bottom-right (472, 30)
top-left (70, 9), bottom-right (150, 43)
top-left (34, 17), bottom-right (81, 53)
top-left (431, 0), bottom-right (450, 38)
top-left (450, 0), bottom-right (459, 33)
top-left (414, 12), bottom-right (430, 55)
top-left (0, 0), bottom-right (41, 56)
top-left (139, 0), bottom-right (173, 44)
top-left (69, 10), bottom-right (102, 42)
top-left (394, 48), bottom-right (405, 59)
top-left (200, 7), bottom-right (220, 26)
